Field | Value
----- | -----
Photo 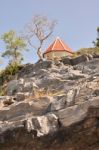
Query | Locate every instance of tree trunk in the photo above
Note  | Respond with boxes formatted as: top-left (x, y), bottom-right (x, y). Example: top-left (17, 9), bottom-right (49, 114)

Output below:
top-left (37, 48), bottom-right (43, 61)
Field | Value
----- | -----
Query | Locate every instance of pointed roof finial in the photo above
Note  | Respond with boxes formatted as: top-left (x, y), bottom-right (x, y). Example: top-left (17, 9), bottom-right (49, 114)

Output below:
top-left (56, 36), bottom-right (60, 39)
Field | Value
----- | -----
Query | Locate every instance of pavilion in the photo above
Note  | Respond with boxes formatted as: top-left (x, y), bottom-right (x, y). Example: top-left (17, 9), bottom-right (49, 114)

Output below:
top-left (43, 37), bottom-right (73, 60)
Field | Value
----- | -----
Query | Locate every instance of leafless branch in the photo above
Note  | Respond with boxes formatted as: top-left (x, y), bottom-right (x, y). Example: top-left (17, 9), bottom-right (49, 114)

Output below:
top-left (28, 39), bottom-right (37, 50)
top-left (23, 15), bottom-right (57, 60)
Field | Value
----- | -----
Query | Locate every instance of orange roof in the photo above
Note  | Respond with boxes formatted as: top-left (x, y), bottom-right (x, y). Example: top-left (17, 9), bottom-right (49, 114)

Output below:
top-left (44, 37), bottom-right (73, 55)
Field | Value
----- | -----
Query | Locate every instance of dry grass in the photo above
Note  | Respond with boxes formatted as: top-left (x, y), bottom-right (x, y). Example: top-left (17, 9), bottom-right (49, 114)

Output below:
top-left (26, 89), bottom-right (65, 101)
top-left (0, 84), bottom-right (7, 96)
top-left (73, 47), bottom-right (99, 58)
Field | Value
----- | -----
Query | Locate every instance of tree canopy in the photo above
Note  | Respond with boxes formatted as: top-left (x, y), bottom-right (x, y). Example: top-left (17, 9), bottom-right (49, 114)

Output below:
top-left (1, 30), bottom-right (27, 65)
top-left (93, 27), bottom-right (99, 48)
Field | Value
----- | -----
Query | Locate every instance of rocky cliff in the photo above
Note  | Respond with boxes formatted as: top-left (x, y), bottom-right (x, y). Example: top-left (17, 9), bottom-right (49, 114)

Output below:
top-left (0, 56), bottom-right (99, 150)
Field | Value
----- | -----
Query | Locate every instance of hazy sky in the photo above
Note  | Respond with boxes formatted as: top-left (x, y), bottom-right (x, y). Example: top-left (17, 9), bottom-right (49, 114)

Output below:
top-left (0, 0), bottom-right (99, 67)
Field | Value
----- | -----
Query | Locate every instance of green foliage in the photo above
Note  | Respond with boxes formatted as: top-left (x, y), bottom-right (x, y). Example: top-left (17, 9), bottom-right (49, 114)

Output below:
top-left (97, 27), bottom-right (99, 32)
top-left (0, 63), bottom-right (22, 85)
top-left (1, 30), bottom-right (27, 64)
top-left (73, 47), bottom-right (99, 57)
top-left (4, 63), bottom-right (20, 76)
top-left (96, 39), bottom-right (99, 47)
top-left (93, 27), bottom-right (99, 48)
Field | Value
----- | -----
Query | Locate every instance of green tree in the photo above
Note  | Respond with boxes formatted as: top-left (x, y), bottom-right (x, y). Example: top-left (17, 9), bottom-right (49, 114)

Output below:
top-left (96, 27), bottom-right (99, 47)
top-left (93, 27), bottom-right (99, 48)
top-left (1, 30), bottom-right (27, 65)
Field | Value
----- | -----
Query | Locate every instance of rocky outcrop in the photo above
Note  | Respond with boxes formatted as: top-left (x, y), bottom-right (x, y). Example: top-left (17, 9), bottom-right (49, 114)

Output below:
top-left (0, 58), bottom-right (99, 150)
top-left (61, 54), bottom-right (99, 66)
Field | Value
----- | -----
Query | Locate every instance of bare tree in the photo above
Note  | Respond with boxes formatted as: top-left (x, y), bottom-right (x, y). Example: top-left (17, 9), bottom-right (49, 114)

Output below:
top-left (23, 15), bottom-right (57, 60)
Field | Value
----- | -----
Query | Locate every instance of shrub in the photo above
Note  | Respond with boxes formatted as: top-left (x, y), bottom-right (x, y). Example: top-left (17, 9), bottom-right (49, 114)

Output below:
top-left (0, 63), bottom-right (22, 85)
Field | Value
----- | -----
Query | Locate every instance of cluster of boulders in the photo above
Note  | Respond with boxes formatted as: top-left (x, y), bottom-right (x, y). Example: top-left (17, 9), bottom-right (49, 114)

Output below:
top-left (0, 56), bottom-right (99, 150)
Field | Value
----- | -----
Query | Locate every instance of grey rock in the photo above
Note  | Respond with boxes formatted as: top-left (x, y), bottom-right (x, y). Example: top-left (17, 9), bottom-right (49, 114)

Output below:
top-left (0, 120), bottom-right (24, 134)
top-left (7, 78), bottom-right (38, 97)
top-left (15, 92), bottom-right (26, 101)
top-left (57, 97), bottom-right (99, 127)
top-left (7, 80), bottom-right (23, 96)
top-left (23, 82), bottom-right (33, 92)
top-left (25, 113), bottom-right (58, 137)
top-left (71, 55), bottom-right (89, 65)
top-left (51, 95), bottom-right (66, 111)
top-left (0, 108), bottom-right (10, 121)
top-left (93, 89), bottom-right (99, 96)
top-left (58, 105), bottom-right (86, 127)
top-left (0, 96), bottom-right (53, 121)
top-left (90, 96), bottom-right (99, 108)
top-left (0, 57), bottom-right (99, 146)
top-left (34, 60), bottom-right (53, 72)
top-left (61, 57), bottom-right (71, 65)
top-left (66, 89), bottom-right (77, 106)
top-left (0, 102), bottom-right (32, 121)
top-left (68, 70), bottom-right (88, 80)
top-left (30, 96), bottom-right (52, 114)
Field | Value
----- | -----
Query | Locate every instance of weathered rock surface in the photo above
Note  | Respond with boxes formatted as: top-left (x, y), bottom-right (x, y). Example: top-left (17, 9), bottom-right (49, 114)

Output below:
top-left (0, 57), bottom-right (99, 150)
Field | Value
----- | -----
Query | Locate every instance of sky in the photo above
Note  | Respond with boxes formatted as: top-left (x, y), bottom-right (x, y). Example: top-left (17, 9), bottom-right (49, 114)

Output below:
top-left (0, 0), bottom-right (99, 68)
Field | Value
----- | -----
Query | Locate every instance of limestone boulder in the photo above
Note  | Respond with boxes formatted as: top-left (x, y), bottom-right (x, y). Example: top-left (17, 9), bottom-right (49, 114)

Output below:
top-left (71, 55), bottom-right (89, 65)
top-left (93, 89), bottom-right (99, 96)
top-left (0, 119), bottom-right (25, 135)
top-left (66, 89), bottom-right (77, 106)
top-left (90, 96), bottom-right (99, 108)
top-left (29, 96), bottom-right (52, 114)
top-left (61, 57), bottom-right (71, 65)
top-left (25, 113), bottom-right (58, 137)
top-left (0, 102), bottom-right (32, 121)
top-left (23, 82), bottom-right (33, 92)
top-left (7, 80), bottom-right (23, 96)
top-left (0, 96), bottom-right (53, 121)
top-left (50, 95), bottom-right (66, 111)
top-left (15, 92), bottom-right (26, 101)
top-left (68, 70), bottom-right (88, 80)
top-left (58, 105), bottom-right (86, 127)
top-left (34, 60), bottom-right (53, 72)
